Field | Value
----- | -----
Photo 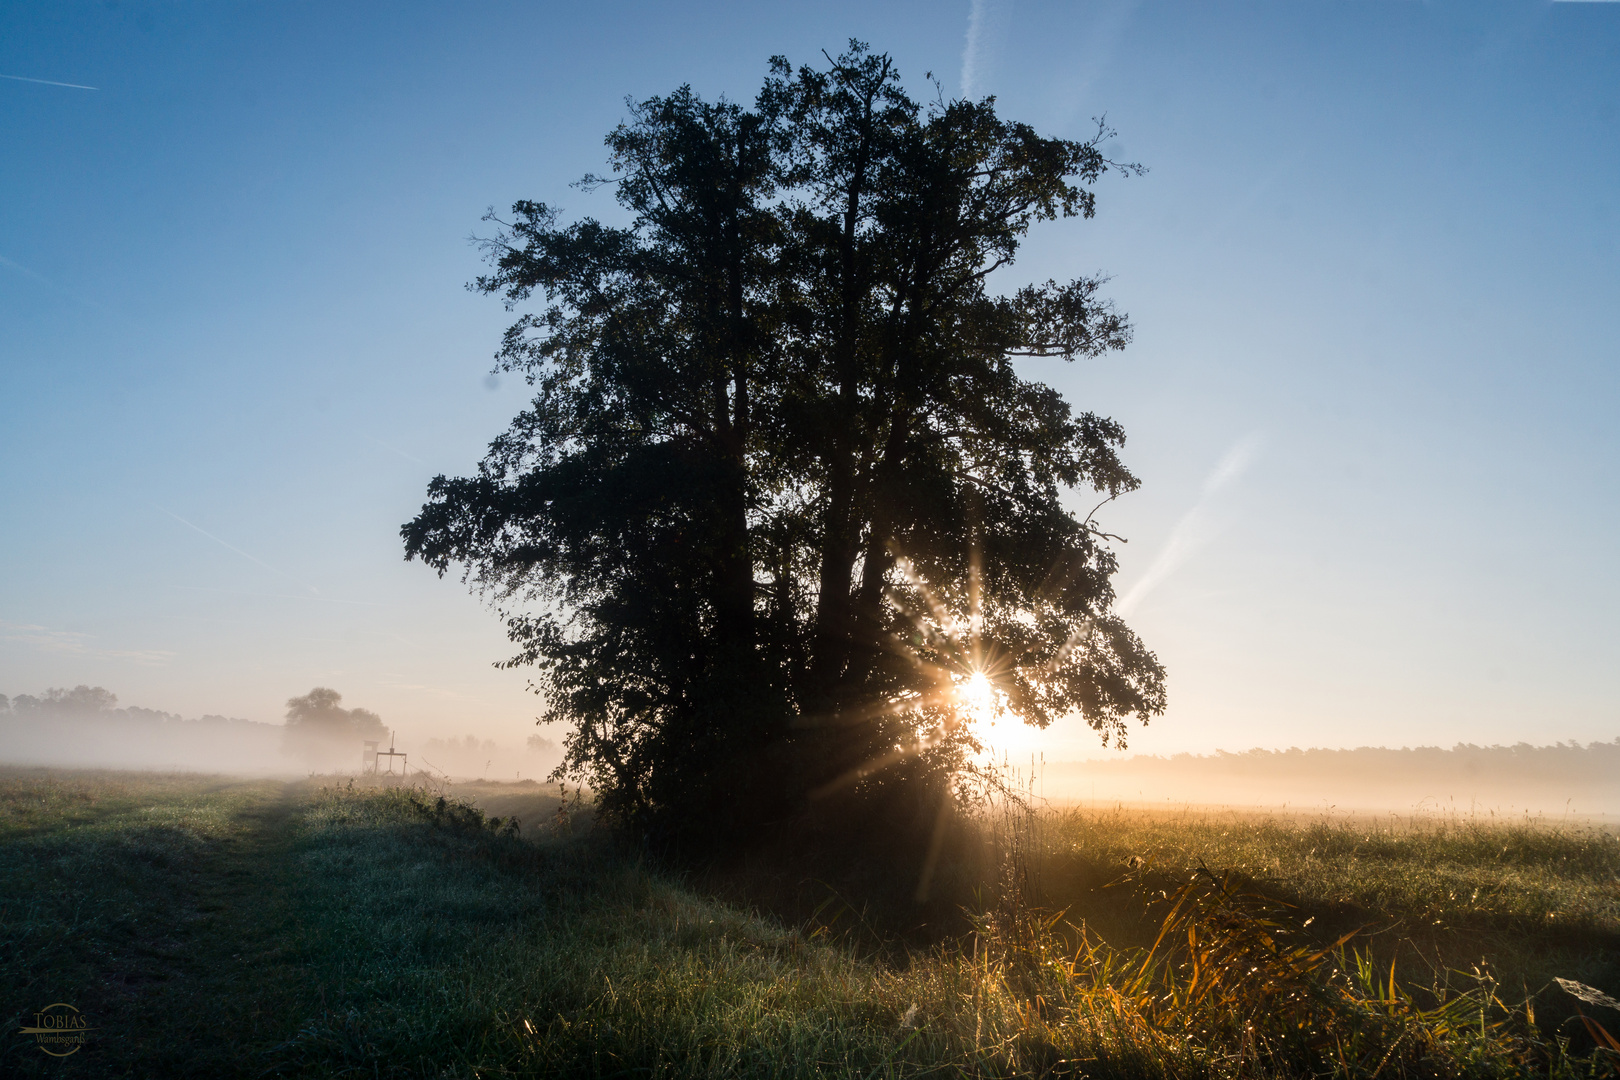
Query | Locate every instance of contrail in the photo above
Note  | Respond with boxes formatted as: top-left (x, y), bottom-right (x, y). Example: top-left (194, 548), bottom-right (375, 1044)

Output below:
top-left (0, 251), bottom-right (105, 311)
top-left (1117, 432), bottom-right (1264, 616)
top-left (0, 253), bottom-right (50, 284)
top-left (158, 508), bottom-right (322, 595)
top-left (1201, 431), bottom-right (1264, 496)
top-left (0, 73), bottom-right (98, 90)
top-left (961, 0), bottom-right (1011, 100)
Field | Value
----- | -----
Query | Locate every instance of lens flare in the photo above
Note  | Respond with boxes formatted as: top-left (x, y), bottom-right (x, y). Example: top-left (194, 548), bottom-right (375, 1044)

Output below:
top-left (958, 670), bottom-right (999, 727)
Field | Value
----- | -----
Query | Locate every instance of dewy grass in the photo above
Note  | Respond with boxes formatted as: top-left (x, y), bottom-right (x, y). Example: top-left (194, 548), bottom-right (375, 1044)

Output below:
top-left (0, 768), bottom-right (307, 1077)
top-left (278, 782), bottom-right (934, 1077)
top-left (2, 770), bottom-right (1617, 1077)
top-left (1028, 805), bottom-right (1620, 1005)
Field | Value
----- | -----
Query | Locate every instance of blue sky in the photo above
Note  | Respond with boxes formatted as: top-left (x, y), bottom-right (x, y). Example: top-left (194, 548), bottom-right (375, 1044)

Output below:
top-left (2, 0), bottom-right (1615, 757)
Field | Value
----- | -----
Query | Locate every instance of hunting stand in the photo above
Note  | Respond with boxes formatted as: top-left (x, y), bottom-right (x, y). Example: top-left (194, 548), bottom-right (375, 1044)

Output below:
top-left (362, 734), bottom-right (407, 777)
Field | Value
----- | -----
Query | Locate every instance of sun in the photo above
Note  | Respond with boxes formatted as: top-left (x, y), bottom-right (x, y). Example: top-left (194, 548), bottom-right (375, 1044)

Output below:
top-left (955, 670), bottom-right (1010, 756)
top-left (959, 671), bottom-right (998, 727)
top-left (954, 669), bottom-right (1047, 761)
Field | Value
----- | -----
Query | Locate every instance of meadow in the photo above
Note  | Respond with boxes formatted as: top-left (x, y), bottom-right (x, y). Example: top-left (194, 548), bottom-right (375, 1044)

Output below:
top-left (1, 767), bottom-right (1616, 1078)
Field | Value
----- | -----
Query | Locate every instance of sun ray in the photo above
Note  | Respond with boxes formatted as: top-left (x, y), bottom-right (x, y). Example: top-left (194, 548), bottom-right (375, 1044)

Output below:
top-left (813, 537), bottom-right (1108, 784)
top-left (968, 531), bottom-right (983, 673)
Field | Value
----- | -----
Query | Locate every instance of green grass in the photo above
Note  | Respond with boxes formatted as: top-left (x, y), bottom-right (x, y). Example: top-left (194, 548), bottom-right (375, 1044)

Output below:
top-left (0, 770), bottom-right (314, 1075)
top-left (1029, 805), bottom-right (1620, 993)
top-left (1, 768), bottom-right (1616, 1078)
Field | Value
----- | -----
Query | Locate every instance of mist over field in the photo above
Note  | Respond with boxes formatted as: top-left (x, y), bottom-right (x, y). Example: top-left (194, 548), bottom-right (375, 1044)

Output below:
top-left (3, 684), bottom-right (1612, 817)
top-left (1037, 741), bottom-right (1620, 818)
top-left (0, 685), bottom-right (561, 781)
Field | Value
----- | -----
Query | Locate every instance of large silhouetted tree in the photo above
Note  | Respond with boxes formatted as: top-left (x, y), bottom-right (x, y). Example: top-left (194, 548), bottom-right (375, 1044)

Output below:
top-left (404, 43), bottom-right (1165, 844)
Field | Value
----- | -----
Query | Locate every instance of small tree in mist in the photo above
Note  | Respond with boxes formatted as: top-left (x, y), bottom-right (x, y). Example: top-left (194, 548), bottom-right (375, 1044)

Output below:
top-left (283, 687), bottom-right (388, 764)
top-left (404, 43), bottom-right (1165, 846)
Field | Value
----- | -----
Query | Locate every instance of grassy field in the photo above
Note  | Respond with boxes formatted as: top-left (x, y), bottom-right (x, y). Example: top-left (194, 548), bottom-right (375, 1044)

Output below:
top-left (1030, 803), bottom-right (1620, 995)
top-left (1, 768), bottom-right (1616, 1078)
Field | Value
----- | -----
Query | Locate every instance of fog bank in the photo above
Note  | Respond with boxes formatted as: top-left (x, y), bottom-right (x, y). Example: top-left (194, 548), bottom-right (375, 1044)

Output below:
top-left (1038, 741), bottom-right (1620, 816)
top-left (0, 685), bottom-right (561, 779)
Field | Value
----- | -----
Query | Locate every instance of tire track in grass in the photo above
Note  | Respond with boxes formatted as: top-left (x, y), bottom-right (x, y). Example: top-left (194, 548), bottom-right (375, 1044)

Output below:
top-left (115, 785), bottom-right (312, 1077)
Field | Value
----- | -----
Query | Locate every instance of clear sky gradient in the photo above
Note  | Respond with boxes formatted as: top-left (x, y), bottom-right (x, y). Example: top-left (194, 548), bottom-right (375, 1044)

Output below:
top-left (2, 1), bottom-right (1616, 758)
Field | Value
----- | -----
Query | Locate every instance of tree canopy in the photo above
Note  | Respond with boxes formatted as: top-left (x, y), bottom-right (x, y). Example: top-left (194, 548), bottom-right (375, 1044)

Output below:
top-left (404, 43), bottom-right (1165, 843)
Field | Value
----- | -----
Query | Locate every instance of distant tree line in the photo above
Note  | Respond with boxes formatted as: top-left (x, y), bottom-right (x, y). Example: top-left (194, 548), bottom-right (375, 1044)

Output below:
top-left (414, 732), bottom-right (562, 781)
top-left (0, 685), bottom-right (395, 769)
top-left (0, 686), bottom-right (280, 773)
top-left (0, 685), bottom-right (256, 727)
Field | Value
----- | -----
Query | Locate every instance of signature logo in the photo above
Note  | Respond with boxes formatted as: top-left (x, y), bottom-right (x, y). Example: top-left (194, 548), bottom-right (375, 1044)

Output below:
top-left (18, 1003), bottom-right (94, 1057)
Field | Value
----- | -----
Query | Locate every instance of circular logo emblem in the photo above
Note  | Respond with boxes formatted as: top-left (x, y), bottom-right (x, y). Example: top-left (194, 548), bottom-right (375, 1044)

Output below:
top-left (19, 1003), bottom-right (93, 1057)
